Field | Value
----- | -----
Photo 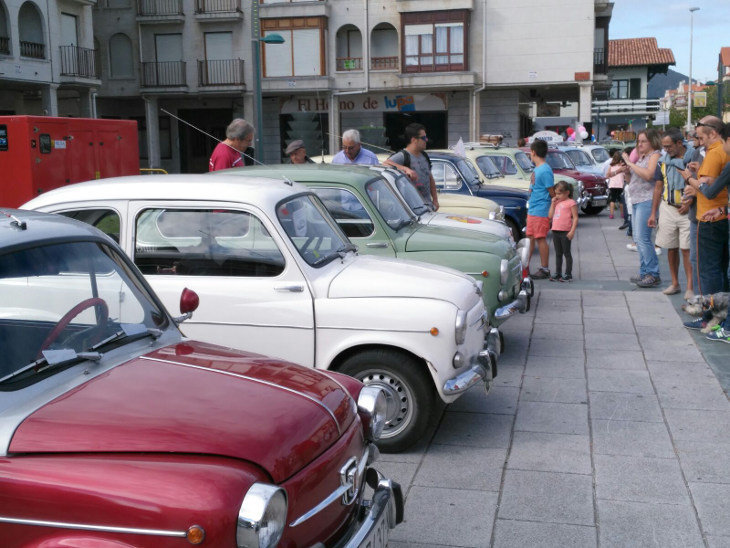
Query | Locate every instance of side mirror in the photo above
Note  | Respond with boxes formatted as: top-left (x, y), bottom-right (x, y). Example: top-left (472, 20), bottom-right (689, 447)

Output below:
top-left (174, 287), bottom-right (199, 325)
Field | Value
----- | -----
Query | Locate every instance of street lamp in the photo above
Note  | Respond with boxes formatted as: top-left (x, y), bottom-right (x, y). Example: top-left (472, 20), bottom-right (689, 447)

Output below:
top-left (251, 0), bottom-right (284, 162)
top-left (687, 6), bottom-right (700, 132)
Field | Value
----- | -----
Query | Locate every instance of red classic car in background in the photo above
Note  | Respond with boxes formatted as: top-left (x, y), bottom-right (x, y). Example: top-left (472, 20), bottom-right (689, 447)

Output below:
top-left (0, 209), bottom-right (402, 547)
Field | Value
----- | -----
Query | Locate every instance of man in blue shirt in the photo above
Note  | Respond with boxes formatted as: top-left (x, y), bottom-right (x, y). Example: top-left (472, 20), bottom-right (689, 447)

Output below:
top-left (332, 129), bottom-right (380, 165)
top-left (527, 139), bottom-right (555, 278)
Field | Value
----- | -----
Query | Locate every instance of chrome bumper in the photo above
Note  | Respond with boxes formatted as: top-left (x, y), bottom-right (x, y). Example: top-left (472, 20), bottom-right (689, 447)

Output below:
top-left (494, 289), bottom-right (530, 322)
top-left (443, 333), bottom-right (499, 396)
top-left (521, 276), bottom-right (534, 299)
top-left (587, 192), bottom-right (609, 206)
top-left (337, 477), bottom-right (404, 548)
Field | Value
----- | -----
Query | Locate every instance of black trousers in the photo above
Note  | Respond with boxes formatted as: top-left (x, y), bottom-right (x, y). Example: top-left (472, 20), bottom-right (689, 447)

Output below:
top-left (553, 230), bottom-right (573, 276)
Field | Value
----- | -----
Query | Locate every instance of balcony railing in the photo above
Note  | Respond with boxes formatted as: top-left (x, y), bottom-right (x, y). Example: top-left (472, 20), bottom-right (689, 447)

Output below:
top-left (137, 0), bottom-right (183, 16)
top-left (336, 57), bottom-right (362, 71)
top-left (0, 36), bottom-right (9, 55)
top-left (198, 59), bottom-right (244, 86)
top-left (593, 48), bottom-right (606, 74)
top-left (20, 40), bottom-right (45, 59)
top-left (370, 56), bottom-right (398, 70)
top-left (591, 98), bottom-right (661, 117)
top-left (195, 0), bottom-right (240, 12)
top-left (142, 61), bottom-right (186, 86)
top-left (60, 45), bottom-right (98, 78)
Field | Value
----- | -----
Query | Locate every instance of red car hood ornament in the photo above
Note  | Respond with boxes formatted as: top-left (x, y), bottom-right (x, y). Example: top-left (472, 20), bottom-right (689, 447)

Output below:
top-left (10, 342), bottom-right (356, 482)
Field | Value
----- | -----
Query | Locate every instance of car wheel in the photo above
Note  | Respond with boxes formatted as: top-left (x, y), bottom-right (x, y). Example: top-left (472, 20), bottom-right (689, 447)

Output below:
top-left (581, 204), bottom-right (605, 216)
top-left (339, 349), bottom-right (434, 453)
top-left (505, 218), bottom-right (521, 243)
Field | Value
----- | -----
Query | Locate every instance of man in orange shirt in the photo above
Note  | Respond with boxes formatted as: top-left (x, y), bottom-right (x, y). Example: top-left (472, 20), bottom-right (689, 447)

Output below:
top-left (682, 116), bottom-right (729, 300)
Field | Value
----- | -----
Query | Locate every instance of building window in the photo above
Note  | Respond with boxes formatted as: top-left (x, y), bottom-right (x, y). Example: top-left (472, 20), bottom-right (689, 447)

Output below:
top-left (261, 17), bottom-right (326, 77)
top-left (109, 33), bottom-right (134, 78)
top-left (402, 10), bottom-right (467, 73)
top-left (609, 78), bottom-right (641, 100)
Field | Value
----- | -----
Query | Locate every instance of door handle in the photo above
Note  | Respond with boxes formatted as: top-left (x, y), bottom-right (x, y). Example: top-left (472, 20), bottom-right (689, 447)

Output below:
top-left (366, 242), bottom-right (389, 248)
top-left (275, 284), bottom-right (305, 293)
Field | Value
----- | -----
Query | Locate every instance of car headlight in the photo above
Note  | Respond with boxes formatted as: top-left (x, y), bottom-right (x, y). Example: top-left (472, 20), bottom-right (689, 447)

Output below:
top-left (500, 259), bottom-right (509, 285)
top-left (455, 309), bottom-right (468, 345)
top-left (357, 385), bottom-right (387, 441)
top-left (237, 483), bottom-right (288, 548)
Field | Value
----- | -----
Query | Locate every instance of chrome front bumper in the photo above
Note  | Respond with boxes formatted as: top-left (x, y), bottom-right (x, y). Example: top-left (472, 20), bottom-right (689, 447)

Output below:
top-left (337, 477), bottom-right (403, 548)
top-left (494, 289), bottom-right (530, 322)
top-left (443, 330), bottom-right (499, 396)
top-left (583, 192), bottom-right (609, 207)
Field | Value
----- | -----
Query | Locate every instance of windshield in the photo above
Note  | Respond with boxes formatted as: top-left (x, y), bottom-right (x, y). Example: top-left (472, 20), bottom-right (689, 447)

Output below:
top-left (566, 150), bottom-right (592, 167)
top-left (393, 174), bottom-right (430, 215)
top-left (0, 241), bottom-right (169, 387)
top-left (591, 147), bottom-right (610, 163)
top-left (456, 158), bottom-right (482, 185)
top-left (475, 155), bottom-right (503, 178)
top-left (276, 194), bottom-right (352, 266)
top-left (546, 151), bottom-right (576, 170)
top-left (515, 151), bottom-right (534, 172)
top-left (365, 178), bottom-right (414, 230)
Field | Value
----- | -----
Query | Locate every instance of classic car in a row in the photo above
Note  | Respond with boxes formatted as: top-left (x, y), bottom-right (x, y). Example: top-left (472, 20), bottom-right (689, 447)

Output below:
top-left (0, 208), bottom-right (403, 546)
top-left (214, 165), bottom-right (530, 327)
top-left (23, 175), bottom-right (499, 452)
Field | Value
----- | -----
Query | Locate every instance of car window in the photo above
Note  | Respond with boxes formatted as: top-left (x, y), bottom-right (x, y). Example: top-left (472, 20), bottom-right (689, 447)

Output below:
top-left (135, 208), bottom-right (285, 277)
top-left (546, 151), bottom-right (575, 170)
top-left (475, 155), bottom-right (502, 178)
top-left (393, 175), bottom-right (430, 215)
top-left (514, 151), bottom-right (534, 173)
top-left (493, 155), bottom-right (518, 175)
top-left (456, 158), bottom-right (481, 184)
top-left (311, 187), bottom-right (375, 238)
top-left (365, 178), bottom-right (413, 230)
top-left (431, 160), bottom-right (461, 190)
top-left (566, 150), bottom-right (591, 167)
top-left (591, 148), bottom-right (610, 163)
top-left (61, 209), bottom-right (121, 243)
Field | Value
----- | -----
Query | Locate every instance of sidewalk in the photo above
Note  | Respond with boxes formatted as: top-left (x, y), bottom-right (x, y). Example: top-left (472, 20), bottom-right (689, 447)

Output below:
top-left (384, 214), bottom-right (730, 548)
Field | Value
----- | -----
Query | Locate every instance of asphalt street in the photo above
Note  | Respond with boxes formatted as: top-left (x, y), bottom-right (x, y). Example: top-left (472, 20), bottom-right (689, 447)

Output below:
top-left (382, 212), bottom-right (730, 548)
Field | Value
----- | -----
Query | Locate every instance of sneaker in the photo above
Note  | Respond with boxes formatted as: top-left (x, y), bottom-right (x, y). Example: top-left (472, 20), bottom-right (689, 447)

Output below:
top-left (706, 326), bottom-right (730, 343)
top-left (662, 285), bottom-right (680, 295)
top-left (630, 275), bottom-right (642, 283)
top-left (618, 222), bottom-right (630, 230)
top-left (560, 274), bottom-right (573, 282)
top-left (609, 214), bottom-right (614, 219)
top-left (532, 268), bottom-right (550, 280)
top-left (684, 318), bottom-right (708, 330)
top-left (655, 246), bottom-right (662, 256)
top-left (627, 243), bottom-right (637, 251)
top-left (636, 275), bottom-right (660, 288)
top-left (549, 273), bottom-right (562, 282)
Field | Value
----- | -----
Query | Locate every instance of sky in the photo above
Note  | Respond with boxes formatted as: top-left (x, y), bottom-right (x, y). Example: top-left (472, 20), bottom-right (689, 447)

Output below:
top-left (608, 0), bottom-right (729, 83)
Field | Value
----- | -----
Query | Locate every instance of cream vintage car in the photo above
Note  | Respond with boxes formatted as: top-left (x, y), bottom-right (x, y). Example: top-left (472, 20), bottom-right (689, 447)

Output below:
top-left (23, 174), bottom-right (499, 452)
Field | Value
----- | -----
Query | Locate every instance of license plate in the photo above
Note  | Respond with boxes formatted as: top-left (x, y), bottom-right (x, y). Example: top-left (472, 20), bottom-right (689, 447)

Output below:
top-left (592, 197), bottom-right (607, 206)
top-left (360, 503), bottom-right (390, 548)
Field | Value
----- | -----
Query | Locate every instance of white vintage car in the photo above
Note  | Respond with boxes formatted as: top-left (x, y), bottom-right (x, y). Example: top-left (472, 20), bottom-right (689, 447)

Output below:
top-left (23, 174), bottom-right (499, 452)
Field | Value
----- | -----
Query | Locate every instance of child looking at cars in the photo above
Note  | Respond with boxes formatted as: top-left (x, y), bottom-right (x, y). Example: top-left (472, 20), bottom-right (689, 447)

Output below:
top-left (548, 181), bottom-right (579, 282)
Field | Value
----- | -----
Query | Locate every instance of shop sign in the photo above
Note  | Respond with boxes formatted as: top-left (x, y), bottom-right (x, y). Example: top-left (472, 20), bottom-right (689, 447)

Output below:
top-left (280, 93), bottom-right (448, 114)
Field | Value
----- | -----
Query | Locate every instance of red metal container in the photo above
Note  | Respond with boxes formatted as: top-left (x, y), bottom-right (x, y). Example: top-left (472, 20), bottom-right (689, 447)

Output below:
top-left (0, 116), bottom-right (139, 207)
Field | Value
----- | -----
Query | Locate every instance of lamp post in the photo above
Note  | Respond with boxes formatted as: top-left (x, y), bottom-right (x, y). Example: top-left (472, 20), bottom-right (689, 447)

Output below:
top-left (687, 6), bottom-right (700, 132)
top-left (251, 0), bottom-right (284, 162)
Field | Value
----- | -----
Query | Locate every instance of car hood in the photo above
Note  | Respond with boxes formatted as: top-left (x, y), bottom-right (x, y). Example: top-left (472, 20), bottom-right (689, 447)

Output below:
top-left (328, 254), bottom-right (481, 309)
top-left (472, 184), bottom-right (529, 199)
top-left (423, 212), bottom-right (512, 241)
top-left (553, 168), bottom-right (603, 184)
top-left (9, 342), bottom-right (356, 483)
top-left (438, 192), bottom-right (499, 212)
top-left (404, 224), bottom-right (511, 256)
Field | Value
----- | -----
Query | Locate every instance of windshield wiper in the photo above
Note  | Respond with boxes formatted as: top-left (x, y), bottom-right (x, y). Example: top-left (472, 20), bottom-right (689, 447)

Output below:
top-left (0, 349), bottom-right (102, 384)
top-left (91, 323), bottom-right (162, 352)
top-left (312, 244), bottom-right (358, 266)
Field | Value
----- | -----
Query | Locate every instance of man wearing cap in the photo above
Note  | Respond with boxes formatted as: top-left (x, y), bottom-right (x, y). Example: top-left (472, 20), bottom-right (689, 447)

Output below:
top-left (285, 140), bottom-right (314, 164)
top-left (332, 129), bottom-right (379, 165)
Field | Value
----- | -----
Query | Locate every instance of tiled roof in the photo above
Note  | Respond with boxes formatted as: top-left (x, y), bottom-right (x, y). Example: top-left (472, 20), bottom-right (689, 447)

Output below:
top-left (608, 38), bottom-right (675, 68)
top-left (721, 47), bottom-right (730, 68)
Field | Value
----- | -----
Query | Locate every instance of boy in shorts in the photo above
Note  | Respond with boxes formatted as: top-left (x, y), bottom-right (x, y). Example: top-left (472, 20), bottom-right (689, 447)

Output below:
top-left (527, 139), bottom-right (556, 278)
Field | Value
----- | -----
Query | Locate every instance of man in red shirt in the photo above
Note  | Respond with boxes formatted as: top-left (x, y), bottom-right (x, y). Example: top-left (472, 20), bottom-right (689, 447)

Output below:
top-left (208, 119), bottom-right (254, 171)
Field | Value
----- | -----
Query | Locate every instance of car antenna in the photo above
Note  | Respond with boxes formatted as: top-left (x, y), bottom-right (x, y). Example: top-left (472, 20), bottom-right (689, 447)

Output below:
top-left (281, 176), bottom-right (294, 186)
top-left (1, 210), bottom-right (27, 230)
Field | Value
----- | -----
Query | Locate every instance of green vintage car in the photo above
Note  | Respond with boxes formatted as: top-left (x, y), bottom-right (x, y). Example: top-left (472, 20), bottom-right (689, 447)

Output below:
top-left (215, 165), bottom-right (529, 329)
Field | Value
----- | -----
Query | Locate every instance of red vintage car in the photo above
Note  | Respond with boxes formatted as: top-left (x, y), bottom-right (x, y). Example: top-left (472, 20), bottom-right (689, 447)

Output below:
top-left (0, 209), bottom-right (403, 547)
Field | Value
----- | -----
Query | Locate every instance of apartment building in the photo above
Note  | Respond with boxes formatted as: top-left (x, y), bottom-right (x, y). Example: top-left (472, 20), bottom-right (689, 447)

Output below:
top-left (0, 0), bottom-right (100, 117)
top-left (1, 0), bottom-right (611, 172)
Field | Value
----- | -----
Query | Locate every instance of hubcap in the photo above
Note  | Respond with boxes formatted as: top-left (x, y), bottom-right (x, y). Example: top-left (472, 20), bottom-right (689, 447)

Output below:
top-left (356, 369), bottom-right (414, 439)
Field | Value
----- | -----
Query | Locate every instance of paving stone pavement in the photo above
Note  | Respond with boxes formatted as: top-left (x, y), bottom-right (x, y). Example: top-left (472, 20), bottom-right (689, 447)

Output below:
top-left (385, 213), bottom-right (730, 548)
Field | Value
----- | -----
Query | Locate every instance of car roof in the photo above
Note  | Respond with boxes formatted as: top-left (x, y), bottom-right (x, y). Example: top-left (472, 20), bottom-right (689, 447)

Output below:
top-left (219, 164), bottom-right (382, 186)
top-left (22, 173), bottom-right (310, 210)
top-left (0, 208), bottom-right (109, 252)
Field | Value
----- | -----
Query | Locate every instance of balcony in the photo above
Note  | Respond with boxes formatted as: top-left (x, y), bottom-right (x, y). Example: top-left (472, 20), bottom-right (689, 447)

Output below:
top-left (336, 57), bottom-right (362, 72)
top-left (371, 56), bottom-right (398, 70)
top-left (593, 48), bottom-right (606, 74)
top-left (20, 40), bottom-right (45, 59)
top-left (591, 98), bottom-right (661, 117)
top-left (198, 59), bottom-right (244, 86)
top-left (195, 0), bottom-right (242, 20)
top-left (141, 61), bottom-right (186, 87)
top-left (0, 36), bottom-right (9, 55)
top-left (137, 0), bottom-right (184, 22)
top-left (60, 45), bottom-right (98, 79)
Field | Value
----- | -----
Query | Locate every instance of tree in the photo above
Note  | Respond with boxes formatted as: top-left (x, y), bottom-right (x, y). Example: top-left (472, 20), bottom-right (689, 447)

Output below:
top-left (669, 86), bottom-right (718, 127)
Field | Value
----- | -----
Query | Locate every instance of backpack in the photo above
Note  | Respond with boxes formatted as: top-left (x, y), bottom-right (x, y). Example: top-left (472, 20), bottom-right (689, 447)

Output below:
top-left (392, 149), bottom-right (432, 169)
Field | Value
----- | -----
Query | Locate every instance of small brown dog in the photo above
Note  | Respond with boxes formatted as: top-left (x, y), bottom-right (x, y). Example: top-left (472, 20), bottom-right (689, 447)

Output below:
top-left (682, 293), bottom-right (730, 333)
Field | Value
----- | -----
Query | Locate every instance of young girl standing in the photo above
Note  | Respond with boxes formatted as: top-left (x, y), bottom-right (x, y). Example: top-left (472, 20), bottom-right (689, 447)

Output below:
top-left (606, 151), bottom-right (627, 219)
top-left (548, 181), bottom-right (579, 282)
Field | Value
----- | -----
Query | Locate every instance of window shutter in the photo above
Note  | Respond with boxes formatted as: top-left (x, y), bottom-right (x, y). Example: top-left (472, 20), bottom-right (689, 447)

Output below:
top-left (629, 78), bottom-right (641, 99)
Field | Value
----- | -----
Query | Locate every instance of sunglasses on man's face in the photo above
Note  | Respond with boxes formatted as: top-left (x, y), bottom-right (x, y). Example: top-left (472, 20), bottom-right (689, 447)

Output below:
top-left (418, 136), bottom-right (428, 141)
